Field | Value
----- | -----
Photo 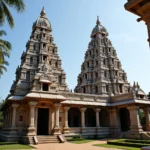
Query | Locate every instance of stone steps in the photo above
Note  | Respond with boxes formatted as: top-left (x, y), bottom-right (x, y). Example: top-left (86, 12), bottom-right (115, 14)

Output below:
top-left (28, 136), bottom-right (35, 145)
top-left (37, 135), bottom-right (60, 144)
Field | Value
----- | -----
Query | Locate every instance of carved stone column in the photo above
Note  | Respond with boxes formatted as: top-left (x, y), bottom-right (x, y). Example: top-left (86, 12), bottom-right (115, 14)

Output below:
top-left (109, 108), bottom-right (120, 133)
top-left (80, 108), bottom-right (86, 133)
top-left (2, 112), bottom-right (6, 128)
top-left (54, 104), bottom-right (61, 135)
top-left (8, 109), bottom-right (11, 128)
top-left (127, 106), bottom-right (142, 133)
top-left (11, 104), bottom-right (19, 128)
top-left (27, 101), bottom-right (37, 135)
top-left (5, 110), bottom-right (8, 128)
top-left (96, 108), bottom-right (101, 127)
top-left (144, 107), bottom-right (150, 131)
top-left (96, 108), bottom-right (101, 135)
top-left (63, 107), bottom-right (70, 134)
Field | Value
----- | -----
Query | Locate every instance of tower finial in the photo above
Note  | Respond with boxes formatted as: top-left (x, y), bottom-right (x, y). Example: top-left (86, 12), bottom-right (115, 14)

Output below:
top-left (40, 6), bottom-right (46, 17)
top-left (96, 16), bottom-right (100, 25)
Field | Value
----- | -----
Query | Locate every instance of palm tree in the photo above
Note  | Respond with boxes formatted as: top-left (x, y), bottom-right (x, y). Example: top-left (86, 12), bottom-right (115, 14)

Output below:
top-left (0, 0), bottom-right (25, 28)
top-left (0, 30), bottom-right (11, 76)
top-left (0, 60), bottom-right (9, 76)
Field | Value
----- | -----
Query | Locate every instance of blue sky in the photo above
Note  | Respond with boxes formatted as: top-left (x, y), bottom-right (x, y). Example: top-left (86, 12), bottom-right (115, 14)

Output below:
top-left (0, 0), bottom-right (150, 99)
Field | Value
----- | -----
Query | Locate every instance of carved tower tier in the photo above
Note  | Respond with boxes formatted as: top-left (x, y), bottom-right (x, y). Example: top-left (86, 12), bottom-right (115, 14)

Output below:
top-left (10, 8), bottom-right (69, 96)
top-left (75, 17), bottom-right (130, 96)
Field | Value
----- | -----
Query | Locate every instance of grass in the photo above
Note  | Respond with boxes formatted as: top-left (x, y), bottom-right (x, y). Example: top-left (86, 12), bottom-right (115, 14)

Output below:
top-left (0, 142), bottom-right (33, 149)
top-left (93, 139), bottom-right (150, 150)
top-left (94, 143), bottom-right (141, 150)
top-left (107, 139), bottom-right (150, 148)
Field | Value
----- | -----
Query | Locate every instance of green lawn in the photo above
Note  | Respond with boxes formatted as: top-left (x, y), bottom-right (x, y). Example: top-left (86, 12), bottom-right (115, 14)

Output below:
top-left (69, 139), bottom-right (94, 144)
top-left (0, 144), bottom-right (33, 149)
top-left (93, 143), bottom-right (140, 150)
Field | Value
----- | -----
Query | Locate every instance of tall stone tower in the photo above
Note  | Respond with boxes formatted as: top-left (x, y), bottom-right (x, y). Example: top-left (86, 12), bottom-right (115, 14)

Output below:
top-left (75, 17), bottom-right (130, 96)
top-left (10, 8), bottom-right (69, 96)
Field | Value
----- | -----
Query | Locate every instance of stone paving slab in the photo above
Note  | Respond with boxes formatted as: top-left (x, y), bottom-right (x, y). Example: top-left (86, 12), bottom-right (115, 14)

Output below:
top-left (32, 140), bottom-right (122, 150)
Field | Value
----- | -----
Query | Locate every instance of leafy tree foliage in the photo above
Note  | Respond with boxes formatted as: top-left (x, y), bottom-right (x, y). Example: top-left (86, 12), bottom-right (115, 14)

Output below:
top-left (139, 110), bottom-right (146, 131)
top-left (0, 0), bottom-right (25, 76)
top-left (0, 0), bottom-right (25, 28)
top-left (0, 30), bottom-right (11, 77)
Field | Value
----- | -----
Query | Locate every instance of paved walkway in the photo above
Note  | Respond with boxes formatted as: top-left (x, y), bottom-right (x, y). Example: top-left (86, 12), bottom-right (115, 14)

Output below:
top-left (32, 140), bottom-right (122, 150)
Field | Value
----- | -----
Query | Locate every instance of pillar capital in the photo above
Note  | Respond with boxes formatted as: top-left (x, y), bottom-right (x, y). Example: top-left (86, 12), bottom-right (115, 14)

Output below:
top-left (80, 107), bottom-right (87, 112)
top-left (63, 106), bottom-right (70, 111)
top-left (127, 106), bottom-right (139, 111)
top-left (28, 101), bottom-right (38, 107)
top-left (11, 104), bottom-right (19, 109)
top-left (54, 103), bottom-right (61, 108)
top-left (95, 108), bottom-right (101, 112)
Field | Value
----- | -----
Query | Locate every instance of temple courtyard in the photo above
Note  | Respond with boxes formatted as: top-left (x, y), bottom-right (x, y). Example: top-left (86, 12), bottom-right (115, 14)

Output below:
top-left (32, 140), bottom-right (120, 150)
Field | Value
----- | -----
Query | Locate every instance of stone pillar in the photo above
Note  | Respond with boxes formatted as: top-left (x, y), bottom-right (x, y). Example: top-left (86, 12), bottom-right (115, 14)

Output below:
top-left (80, 108), bottom-right (86, 133)
top-left (54, 104), bottom-right (61, 135)
top-left (63, 107), bottom-right (70, 134)
top-left (2, 112), bottom-right (6, 128)
top-left (127, 106), bottom-right (142, 133)
top-left (24, 105), bottom-right (29, 127)
top-left (109, 108), bottom-right (120, 133)
top-left (11, 104), bottom-right (19, 128)
top-left (28, 101), bottom-right (37, 135)
top-left (4, 111), bottom-right (7, 128)
top-left (5, 110), bottom-right (8, 128)
top-left (95, 108), bottom-right (101, 127)
top-left (95, 108), bottom-right (101, 135)
top-left (143, 107), bottom-right (150, 131)
top-left (8, 108), bottom-right (12, 128)
top-left (8, 109), bottom-right (10, 127)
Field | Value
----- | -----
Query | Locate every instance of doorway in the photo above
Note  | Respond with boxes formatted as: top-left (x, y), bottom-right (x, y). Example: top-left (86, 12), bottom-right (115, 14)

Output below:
top-left (119, 108), bottom-right (130, 131)
top-left (37, 108), bottom-right (49, 135)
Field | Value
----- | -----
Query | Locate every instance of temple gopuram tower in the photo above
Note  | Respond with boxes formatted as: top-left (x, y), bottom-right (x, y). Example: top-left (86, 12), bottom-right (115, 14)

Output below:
top-left (10, 8), bottom-right (69, 96)
top-left (75, 17), bottom-right (130, 96)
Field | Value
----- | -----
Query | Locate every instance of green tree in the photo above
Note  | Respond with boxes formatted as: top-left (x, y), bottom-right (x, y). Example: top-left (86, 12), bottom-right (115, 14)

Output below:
top-left (0, 0), bottom-right (25, 76)
top-left (0, 0), bottom-right (25, 28)
top-left (139, 110), bottom-right (146, 131)
top-left (0, 30), bottom-right (11, 77)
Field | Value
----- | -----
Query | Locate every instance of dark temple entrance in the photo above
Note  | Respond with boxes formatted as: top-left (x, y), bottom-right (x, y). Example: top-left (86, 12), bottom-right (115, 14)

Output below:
top-left (37, 108), bottom-right (49, 135)
top-left (119, 108), bottom-right (130, 131)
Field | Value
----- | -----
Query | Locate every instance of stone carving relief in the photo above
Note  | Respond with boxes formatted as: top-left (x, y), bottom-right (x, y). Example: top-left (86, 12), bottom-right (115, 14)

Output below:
top-left (40, 74), bottom-right (56, 83)
top-left (41, 20), bottom-right (47, 26)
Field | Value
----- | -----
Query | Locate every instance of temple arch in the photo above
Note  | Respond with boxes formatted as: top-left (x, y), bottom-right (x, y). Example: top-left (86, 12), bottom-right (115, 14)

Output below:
top-left (68, 107), bottom-right (81, 127)
top-left (85, 108), bottom-right (96, 127)
top-left (99, 109), bottom-right (110, 127)
top-left (119, 108), bottom-right (130, 131)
